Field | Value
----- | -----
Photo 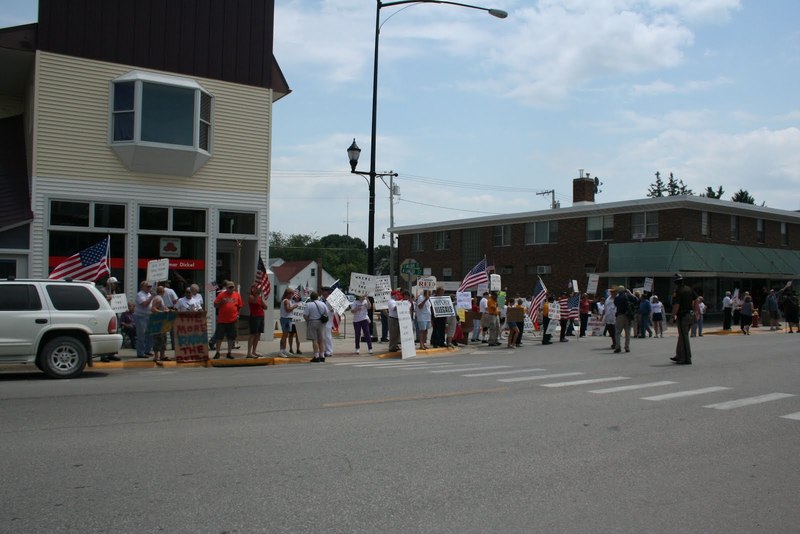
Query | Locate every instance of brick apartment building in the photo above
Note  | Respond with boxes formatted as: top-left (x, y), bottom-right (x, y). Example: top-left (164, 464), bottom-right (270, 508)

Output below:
top-left (392, 174), bottom-right (800, 314)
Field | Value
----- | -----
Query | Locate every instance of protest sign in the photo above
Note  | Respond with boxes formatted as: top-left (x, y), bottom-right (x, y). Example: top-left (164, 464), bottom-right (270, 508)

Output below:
top-left (456, 291), bottom-right (472, 309)
top-left (417, 276), bottom-right (437, 290)
top-left (396, 301), bottom-right (416, 360)
top-left (109, 294), bottom-right (128, 313)
top-left (292, 301), bottom-right (307, 323)
top-left (477, 283), bottom-right (489, 296)
top-left (146, 258), bottom-right (170, 283)
top-left (327, 288), bottom-right (351, 316)
top-left (506, 307), bottom-right (525, 323)
top-left (430, 296), bottom-right (455, 317)
top-left (587, 274), bottom-right (600, 295)
top-left (644, 277), bottom-right (654, 293)
top-left (375, 275), bottom-right (391, 292)
top-left (490, 274), bottom-right (501, 291)
top-left (146, 310), bottom-right (176, 335)
top-left (173, 311), bottom-right (209, 362)
top-left (572, 279), bottom-right (579, 293)
top-left (349, 273), bottom-right (376, 296)
top-left (498, 291), bottom-right (506, 308)
top-left (374, 290), bottom-right (391, 310)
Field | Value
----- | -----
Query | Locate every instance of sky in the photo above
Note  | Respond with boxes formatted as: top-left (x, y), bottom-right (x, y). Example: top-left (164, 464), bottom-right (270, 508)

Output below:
top-left (3, 0), bottom-right (800, 247)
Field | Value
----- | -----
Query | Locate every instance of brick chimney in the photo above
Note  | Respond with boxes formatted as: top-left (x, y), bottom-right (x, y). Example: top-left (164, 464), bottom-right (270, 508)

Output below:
top-left (573, 169), bottom-right (596, 205)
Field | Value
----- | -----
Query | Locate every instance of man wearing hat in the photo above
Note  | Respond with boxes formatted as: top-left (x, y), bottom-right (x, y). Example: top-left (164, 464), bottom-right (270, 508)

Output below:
top-left (671, 273), bottom-right (697, 365)
top-left (134, 280), bottom-right (155, 358)
top-left (320, 286), bottom-right (335, 358)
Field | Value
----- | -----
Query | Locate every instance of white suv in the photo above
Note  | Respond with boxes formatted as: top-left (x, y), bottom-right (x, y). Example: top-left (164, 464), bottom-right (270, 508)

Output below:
top-left (0, 279), bottom-right (123, 378)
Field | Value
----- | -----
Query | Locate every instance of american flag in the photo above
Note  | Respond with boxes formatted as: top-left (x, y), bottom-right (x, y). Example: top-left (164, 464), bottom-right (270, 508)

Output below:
top-left (458, 258), bottom-right (489, 292)
top-left (293, 284), bottom-right (302, 300)
top-left (255, 253), bottom-right (271, 298)
top-left (328, 279), bottom-right (341, 330)
top-left (527, 277), bottom-right (547, 324)
top-left (567, 292), bottom-right (580, 319)
top-left (49, 237), bottom-right (110, 282)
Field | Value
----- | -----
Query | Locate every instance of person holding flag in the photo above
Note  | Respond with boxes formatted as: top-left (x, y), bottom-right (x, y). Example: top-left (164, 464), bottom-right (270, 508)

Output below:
top-left (247, 253), bottom-right (271, 358)
top-left (458, 257), bottom-right (489, 293)
top-left (527, 277), bottom-right (548, 333)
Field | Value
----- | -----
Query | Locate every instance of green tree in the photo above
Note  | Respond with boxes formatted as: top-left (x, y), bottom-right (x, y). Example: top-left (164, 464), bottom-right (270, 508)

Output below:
top-left (665, 172), bottom-right (693, 196)
top-left (731, 189), bottom-right (756, 204)
top-left (647, 171), bottom-right (666, 198)
top-left (701, 185), bottom-right (724, 199)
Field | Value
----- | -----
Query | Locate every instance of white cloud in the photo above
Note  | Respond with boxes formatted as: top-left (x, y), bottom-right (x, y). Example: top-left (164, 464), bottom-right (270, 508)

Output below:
top-left (631, 76), bottom-right (732, 96)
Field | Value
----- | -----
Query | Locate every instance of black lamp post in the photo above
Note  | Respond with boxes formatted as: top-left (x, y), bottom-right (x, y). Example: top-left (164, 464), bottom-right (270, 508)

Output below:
top-left (348, 0), bottom-right (508, 276)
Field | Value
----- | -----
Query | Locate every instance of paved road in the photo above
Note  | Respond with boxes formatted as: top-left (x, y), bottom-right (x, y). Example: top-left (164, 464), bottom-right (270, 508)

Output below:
top-left (1, 330), bottom-right (798, 532)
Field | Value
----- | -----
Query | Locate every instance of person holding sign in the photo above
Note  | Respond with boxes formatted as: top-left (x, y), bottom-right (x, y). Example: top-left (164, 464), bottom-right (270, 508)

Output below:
top-left (213, 281), bottom-right (243, 359)
top-left (350, 294), bottom-right (374, 354)
top-left (416, 290), bottom-right (433, 350)
top-left (134, 281), bottom-right (155, 358)
top-left (150, 286), bottom-right (170, 363)
top-left (304, 292), bottom-right (328, 362)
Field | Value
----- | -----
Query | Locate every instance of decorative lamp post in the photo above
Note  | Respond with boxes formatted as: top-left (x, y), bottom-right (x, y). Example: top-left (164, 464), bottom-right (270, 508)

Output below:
top-left (348, 1), bottom-right (508, 276)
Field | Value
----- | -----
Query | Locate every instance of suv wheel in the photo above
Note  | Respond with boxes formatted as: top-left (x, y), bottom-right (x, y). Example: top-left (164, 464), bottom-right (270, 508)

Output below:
top-left (39, 336), bottom-right (88, 379)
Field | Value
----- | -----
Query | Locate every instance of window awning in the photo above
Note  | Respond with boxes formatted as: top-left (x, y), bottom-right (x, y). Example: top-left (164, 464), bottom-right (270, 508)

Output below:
top-left (605, 241), bottom-right (800, 278)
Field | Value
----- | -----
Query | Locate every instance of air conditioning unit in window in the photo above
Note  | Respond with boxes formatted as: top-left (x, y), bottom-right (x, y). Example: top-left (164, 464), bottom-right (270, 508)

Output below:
top-left (536, 265), bottom-right (551, 275)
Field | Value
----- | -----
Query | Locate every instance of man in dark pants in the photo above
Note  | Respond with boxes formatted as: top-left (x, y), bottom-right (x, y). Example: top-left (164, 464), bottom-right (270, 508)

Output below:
top-left (671, 273), bottom-right (697, 365)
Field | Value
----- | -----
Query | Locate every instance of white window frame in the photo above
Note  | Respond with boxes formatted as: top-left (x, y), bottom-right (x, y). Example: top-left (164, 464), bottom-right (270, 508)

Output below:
top-left (632, 212), bottom-right (658, 239)
top-left (525, 221), bottom-right (558, 244)
top-left (493, 225), bottom-right (511, 247)
top-left (587, 215), bottom-right (614, 241)
top-left (434, 231), bottom-right (451, 251)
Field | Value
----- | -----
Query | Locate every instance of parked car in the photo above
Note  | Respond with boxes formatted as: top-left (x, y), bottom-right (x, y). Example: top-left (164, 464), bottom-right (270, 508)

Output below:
top-left (0, 278), bottom-right (123, 378)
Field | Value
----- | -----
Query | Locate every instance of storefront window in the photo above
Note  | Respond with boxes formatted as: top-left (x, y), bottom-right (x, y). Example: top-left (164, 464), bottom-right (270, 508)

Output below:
top-left (140, 206), bottom-right (169, 230)
top-left (50, 201), bottom-right (90, 227)
top-left (173, 209), bottom-right (206, 232)
top-left (94, 203), bottom-right (126, 229)
top-left (219, 211), bottom-right (256, 235)
top-left (137, 235), bottom-right (206, 293)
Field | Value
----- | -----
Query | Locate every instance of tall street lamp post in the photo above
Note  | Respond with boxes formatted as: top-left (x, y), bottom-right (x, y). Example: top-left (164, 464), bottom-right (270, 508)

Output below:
top-left (348, 0), bottom-right (508, 276)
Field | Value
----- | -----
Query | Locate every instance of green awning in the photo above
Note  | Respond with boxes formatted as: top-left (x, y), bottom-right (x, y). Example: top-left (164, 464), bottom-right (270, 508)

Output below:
top-left (608, 241), bottom-right (800, 277)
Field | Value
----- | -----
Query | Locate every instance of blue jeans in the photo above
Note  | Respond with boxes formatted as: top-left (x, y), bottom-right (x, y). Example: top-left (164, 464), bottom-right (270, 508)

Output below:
top-left (134, 313), bottom-right (153, 356)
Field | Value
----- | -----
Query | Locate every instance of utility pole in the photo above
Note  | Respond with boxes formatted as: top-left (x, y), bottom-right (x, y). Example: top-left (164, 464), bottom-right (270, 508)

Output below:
top-left (537, 190), bottom-right (559, 209)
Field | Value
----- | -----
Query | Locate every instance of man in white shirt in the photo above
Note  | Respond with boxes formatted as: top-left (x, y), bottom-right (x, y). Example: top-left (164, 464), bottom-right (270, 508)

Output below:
top-left (479, 291), bottom-right (490, 343)
top-left (160, 281), bottom-right (179, 309)
top-left (721, 291), bottom-right (732, 330)
top-left (387, 291), bottom-right (400, 352)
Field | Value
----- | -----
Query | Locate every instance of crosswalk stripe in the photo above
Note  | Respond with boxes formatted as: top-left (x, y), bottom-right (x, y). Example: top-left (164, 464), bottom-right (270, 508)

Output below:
top-left (642, 386), bottom-right (730, 401)
top-left (704, 393), bottom-right (796, 410)
top-left (393, 363), bottom-right (458, 369)
top-left (589, 381), bottom-right (677, 394)
top-left (353, 361), bottom-right (452, 368)
top-left (541, 377), bottom-right (630, 388)
top-left (430, 365), bottom-right (512, 374)
top-left (780, 412), bottom-right (800, 421)
top-left (462, 368), bottom-right (547, 377)
top-left (498, 372), bottom-right (584, 383)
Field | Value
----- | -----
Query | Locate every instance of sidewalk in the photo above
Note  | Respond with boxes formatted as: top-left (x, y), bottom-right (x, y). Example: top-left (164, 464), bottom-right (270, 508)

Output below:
top-left (89, 318), bottom-right (788, 370)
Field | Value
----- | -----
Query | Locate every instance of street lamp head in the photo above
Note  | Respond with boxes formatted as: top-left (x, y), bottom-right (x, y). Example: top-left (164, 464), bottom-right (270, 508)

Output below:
top-left (347, 138), bottom-right (362, 172)
top-left (487, 8), bottom-right (508, 18)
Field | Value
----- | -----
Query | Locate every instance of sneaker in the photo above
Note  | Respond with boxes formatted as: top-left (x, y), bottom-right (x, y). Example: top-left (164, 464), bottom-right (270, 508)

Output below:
top-left (354, 349), bottom-right (360, 355)
top-left (368, 349), bottom-right (373, 354)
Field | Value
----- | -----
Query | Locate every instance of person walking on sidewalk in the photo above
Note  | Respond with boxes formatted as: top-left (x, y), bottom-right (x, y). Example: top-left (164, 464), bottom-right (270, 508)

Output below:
top-left (213, 281), bottom-right (243, 359)
top-left (671, 274), bottom-right (697, 365)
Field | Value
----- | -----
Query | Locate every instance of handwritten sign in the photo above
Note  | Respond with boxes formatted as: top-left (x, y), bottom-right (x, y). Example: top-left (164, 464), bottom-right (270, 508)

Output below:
top-left (396, 301), bottom-right (416, 360)
top-left (375, 275), bottom-right (391, 292)
top-left (146, 258), bottom-right (170, 283)
top-left (587, 274), bottom-right (599, 295)
top-left (456, 291), bottom-right (472, 309)
top-left (349, 273), bottom-right (376, 296)
top-left (292, 301), bottom-right (307, 323)
top-left (431, 296), bottom-right (455, 317)
top-left (327, 288), bottom-right (351, 316)
top-left (146, 310), bottom-right (176, 335)
top-left (173, 311), bottom-right (209, 362)
top-left (644, 277), bottom-right (654, 293)
top-left (374, 290), bottom-right (391, 310)
top-left (109, 294), bottom-right (128, 313)
top-left (506, 307), bottom-right (525, 323)
top-left (490, 274), bottom-right (501, 291)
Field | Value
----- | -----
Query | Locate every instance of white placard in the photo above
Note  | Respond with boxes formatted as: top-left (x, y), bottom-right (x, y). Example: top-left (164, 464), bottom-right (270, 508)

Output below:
top-left (587, 274), bottom-right (600, 295)
top-left (456, 291), bottom-right (472, 309)
top-left (396, 301), bottom-right (417, 360)
top-left (417, 276), bottom-right (437, 290)
top-left (326, 288), bottom-right (351, 316)
top-left (490, 274), bottom-right (501, 291)
top-left (147, 258), bottom-right (170, 283)
top-left (643, 277), bottom-right (654, 293)
top-left (292, 301), bottom-right (307, 323)
top-left (572, 279), bottom-right (579, 293)
top-left (349, 272), bottom-right (376, 296)
top-left (374, 290), bottom-right (391, 310)
top-left (431, 296), bottom-right (455, 317)
top-left (374, 275), bottom-right (392, 292)
top-left (477, 283), bottom-right (489, 295)
top-left (109, 293), bottom-right (128, 313)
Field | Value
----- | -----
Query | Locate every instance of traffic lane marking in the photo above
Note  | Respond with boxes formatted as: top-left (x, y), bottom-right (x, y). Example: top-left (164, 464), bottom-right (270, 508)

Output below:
top-left (498, 372), bottom-right (584, 383)
top-left (541, 377), bottom-right (630, 388)
top-left (642, 386), bottom-right (731, 401)
top-left (462, 368), bottom-right (547, 377)
top-left (704, 393), bottom-right (796, 410)
top-left (589, 381), bottom-right (677, 394)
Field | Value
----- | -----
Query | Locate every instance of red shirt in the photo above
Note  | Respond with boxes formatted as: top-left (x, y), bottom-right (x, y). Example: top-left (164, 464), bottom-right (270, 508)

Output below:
top-left (214, 290), bottom-right (243, 323)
